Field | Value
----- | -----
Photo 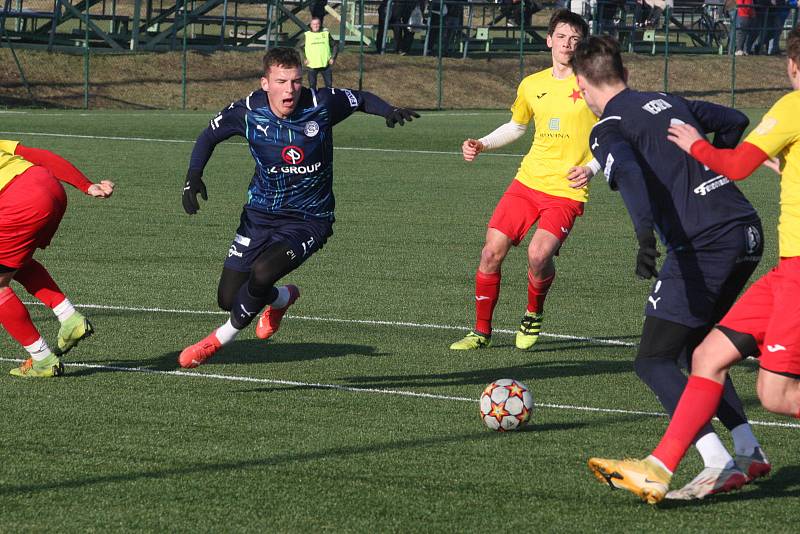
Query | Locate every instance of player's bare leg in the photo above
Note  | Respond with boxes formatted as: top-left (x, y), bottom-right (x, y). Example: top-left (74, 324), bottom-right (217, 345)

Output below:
top-left (756, 369), bottom-right (800, 417)
top-left (451, 229), bottom-right (512, 350)
top-left (517, 229), bottom-right (560, 350)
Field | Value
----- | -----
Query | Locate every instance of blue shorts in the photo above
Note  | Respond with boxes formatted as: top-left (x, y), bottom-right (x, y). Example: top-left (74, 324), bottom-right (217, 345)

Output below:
top-left (644, 220), bottom-right (763, 328)
top-left (223, 208), bottom-right (333, 272)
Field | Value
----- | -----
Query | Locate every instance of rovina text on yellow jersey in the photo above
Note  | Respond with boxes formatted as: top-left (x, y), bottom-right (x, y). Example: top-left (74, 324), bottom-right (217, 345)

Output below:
top-left (510, 68), bottom-right (597, 203)
top-left (0, 139), bottom-right (33, 193)
top-left (744, 90), bottom-right (800, 257)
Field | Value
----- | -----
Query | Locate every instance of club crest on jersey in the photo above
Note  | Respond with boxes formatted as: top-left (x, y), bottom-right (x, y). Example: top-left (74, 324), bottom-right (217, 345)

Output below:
top-left (304, 121), bottom-right (320, 137)
top-left (282, 145), bottom-right (305, 164)
top-left (549, 118), bottom-right (560, 131)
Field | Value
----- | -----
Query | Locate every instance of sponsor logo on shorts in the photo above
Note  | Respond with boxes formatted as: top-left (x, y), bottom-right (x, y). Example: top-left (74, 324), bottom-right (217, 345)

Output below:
top-left (648, 280), bottom-right (662, 309)
top-left (304, 121), bottom-right (320, 137)
top-left (560, 226), bottom-right (569, 235)
top-left (300, 236), bottom-right (316, 257)
top-left (694, 175), bottom-right (730, 196)
top-left (286, 249), bottom-right (297, 260)
top-left (475, 295), bottom-right (490, 301)
top-left (228, 245), bottom-right (243, 258)
top-left (282, 145), bottom-right (304, 164)
top-left (234, 234), bottom-right (251, 246)
top-left (766, 344), bottom-right (786, 352)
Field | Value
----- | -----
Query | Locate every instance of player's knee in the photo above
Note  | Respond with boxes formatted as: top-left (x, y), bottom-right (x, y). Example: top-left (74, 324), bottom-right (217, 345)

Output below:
top-left (249, 261), bottom-right (281, 294)
top-left (757, 385), bottom-right (788, 415)
top-left (479, 245), bottom-right (505, 272)
top-left (690, 342), bottom-right (728, 377)
top-left (526, 251), bottom-right (552, 274)
top-left (633, 352), bottom-right (671, 382)
top-left (217, 287), bottom-right (235, 312)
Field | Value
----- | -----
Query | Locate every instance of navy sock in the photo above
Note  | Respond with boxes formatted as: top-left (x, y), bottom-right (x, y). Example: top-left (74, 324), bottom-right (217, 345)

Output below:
top-left (229, 283), bottom-right (278, 330)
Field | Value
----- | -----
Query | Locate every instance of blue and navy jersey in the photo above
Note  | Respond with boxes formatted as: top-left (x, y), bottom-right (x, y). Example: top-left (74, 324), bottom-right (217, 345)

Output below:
top-left (590, 89), bottom-right (758, 251)
top-left (190, 87), bottom-right (387, 221)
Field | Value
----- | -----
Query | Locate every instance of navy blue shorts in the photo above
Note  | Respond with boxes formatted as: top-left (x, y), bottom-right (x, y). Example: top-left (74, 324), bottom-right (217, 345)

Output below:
top-left (223, 208), bottom-right (333, 272)
top-left (644, 220), bottom-right (763, 328)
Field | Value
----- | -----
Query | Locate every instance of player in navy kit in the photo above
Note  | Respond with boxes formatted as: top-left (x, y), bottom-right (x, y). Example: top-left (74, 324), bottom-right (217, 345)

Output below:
top-left (571, 36), bottom-right (770, 500)
top-left (178, 47), bottom-right (418, 368)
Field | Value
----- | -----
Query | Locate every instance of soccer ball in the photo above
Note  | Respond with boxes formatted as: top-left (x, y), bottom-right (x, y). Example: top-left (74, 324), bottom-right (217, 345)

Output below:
top-left (479, 378), bottom-right (534, 431)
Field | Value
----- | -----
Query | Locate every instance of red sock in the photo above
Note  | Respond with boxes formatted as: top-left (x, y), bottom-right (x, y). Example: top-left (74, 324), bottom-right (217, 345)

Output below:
top-left (527, 270), bottom-right (554, 314)
top-left (474, 270), bottom-right (501, 336)
top-left (652, 376), bottom-right (724, 472)
top-left (0, 287), bottom-right (42, 347)
top-left (13, 260), bottom-right (66, 308)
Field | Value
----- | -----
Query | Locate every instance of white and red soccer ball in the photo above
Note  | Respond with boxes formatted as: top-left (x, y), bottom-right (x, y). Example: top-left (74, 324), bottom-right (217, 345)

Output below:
top-left (479, 378), bottom-right (534, 431)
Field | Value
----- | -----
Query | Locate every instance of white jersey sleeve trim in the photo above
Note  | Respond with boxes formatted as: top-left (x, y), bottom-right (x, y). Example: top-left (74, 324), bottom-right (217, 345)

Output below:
top-left (478, 121), bottom-right (527, 150)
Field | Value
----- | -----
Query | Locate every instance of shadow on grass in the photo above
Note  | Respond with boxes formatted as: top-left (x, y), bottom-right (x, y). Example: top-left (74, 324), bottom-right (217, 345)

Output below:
top-left (66, 340), bottom-right (384, 377)
top-left (0, 429), bottom-right (532, 496)
top-left (340, 355), bottom-right (635, 389)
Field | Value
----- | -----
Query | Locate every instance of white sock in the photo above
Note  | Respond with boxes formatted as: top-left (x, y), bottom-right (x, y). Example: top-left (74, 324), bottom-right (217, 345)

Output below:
top-left (646, 454), bottom-right (672, 475)
top-left (270, 286), bottom-right (291, 309)
top-left (695, 433), bottom-right (735, 469)
top-left (53, 299), bottom-right (76, 323)
top-left (24, 337), bottom-right (53, 362)
top-left (731, 423), bottom-right (760, 456)
top-left (215, 319), bottom-right (241, 346)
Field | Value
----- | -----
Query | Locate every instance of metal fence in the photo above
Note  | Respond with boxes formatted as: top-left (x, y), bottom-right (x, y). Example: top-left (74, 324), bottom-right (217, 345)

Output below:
top-left (1, 1), bottom-right (797, 109)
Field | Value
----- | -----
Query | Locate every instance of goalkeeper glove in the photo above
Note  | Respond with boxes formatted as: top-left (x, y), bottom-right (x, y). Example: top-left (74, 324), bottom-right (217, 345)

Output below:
top-left (182, 169), bottom-right (208, 215)
top-left (635, 228), bottom-right (660, 280)
top-left (386, 108), bottom-right (420, 128)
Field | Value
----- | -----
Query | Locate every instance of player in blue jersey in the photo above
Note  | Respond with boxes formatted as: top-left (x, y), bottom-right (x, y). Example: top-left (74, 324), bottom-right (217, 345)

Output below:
top-left (571, 36), bottom-right (770, 500)
top-left (178, 47), bottom-right (418, 368)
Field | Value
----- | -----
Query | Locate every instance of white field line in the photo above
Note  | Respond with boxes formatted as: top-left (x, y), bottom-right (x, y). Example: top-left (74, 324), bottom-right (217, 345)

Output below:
top-left (1, 355), bottom-right (797, 429)
top-left (15, 301), bottom-right (800, 430)
top-left (0, 130), bottom-right (524, 158)
top-left (24, 301), bottom-right (636, 347)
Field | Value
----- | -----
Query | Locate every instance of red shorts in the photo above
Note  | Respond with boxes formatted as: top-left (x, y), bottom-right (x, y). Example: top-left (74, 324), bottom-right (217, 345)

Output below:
top-left (719, 256), bottom-right (800, 376)
top-left (488, 179), bottom-right (584, 246)
top-left (0, 166), bottom-right (67, 269)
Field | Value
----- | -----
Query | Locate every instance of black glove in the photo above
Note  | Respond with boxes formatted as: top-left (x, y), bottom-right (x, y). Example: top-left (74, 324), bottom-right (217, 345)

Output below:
top-left (635, 228), bottom-right (660, 280)
top-left (182, 169), bottom-right (207, 215)
top-left (386, 108), bottom-right (420, 128)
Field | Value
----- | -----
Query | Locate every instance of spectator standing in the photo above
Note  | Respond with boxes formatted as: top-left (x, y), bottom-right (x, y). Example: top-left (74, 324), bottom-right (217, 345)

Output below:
top-left (735, 0), bottom-right (756, 55)
top-left (303, 17), bottom-right (338, 90)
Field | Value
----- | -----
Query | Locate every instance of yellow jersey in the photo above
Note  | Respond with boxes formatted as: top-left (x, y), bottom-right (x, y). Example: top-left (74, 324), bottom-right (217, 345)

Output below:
top-left (0, 139), bottom-right (33, 193)
top-left (744, 90), bottom-right (800, 257)
top-left (510, 68), bottom-right (597, 203)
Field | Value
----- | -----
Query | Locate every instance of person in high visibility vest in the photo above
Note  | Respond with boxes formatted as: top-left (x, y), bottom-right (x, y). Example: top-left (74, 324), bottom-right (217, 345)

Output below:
top-left (303, 17), bottom-right (339, 90)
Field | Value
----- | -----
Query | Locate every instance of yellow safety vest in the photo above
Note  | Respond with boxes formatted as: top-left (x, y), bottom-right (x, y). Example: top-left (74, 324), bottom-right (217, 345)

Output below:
top-left (305, 30), bottom-right (332, 69)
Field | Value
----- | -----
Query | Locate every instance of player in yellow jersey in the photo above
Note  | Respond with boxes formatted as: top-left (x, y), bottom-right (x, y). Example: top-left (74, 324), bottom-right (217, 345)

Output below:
top-left (586, 26), bottom-right (800, 504)
top-left (0, 140), bottom-right (113, 377)
top-left (451, 9), bottom-right (599, 351)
